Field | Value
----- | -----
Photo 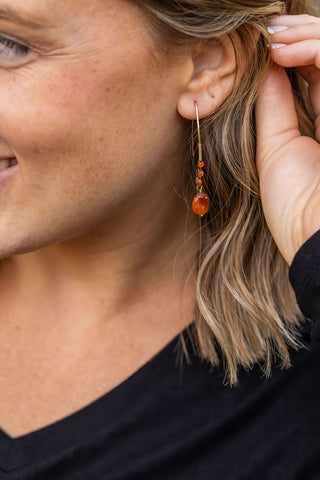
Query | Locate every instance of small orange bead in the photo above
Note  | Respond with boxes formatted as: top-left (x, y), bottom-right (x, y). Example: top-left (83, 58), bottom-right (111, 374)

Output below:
top-left (192, 192), bottom-right (210, 216)
top-left (197, 169), bottom-right (204, 178)
top-left (197, 161), bottom-right (205, 169)
top-left (195, 178), bottom-right (202, 186)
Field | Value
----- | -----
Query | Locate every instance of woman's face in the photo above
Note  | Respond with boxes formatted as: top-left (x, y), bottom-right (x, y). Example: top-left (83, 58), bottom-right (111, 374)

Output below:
top-left (0, 0), bottom-right (189, 257)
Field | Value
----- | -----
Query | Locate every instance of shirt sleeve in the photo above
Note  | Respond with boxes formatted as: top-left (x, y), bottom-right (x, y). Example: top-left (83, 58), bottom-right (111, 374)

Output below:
top-left (289, 229), bottom-right (320, 342)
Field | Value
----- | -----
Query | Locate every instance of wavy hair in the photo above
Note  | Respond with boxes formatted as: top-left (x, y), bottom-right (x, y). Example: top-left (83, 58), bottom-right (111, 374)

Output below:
top-left (134, 0), bottom-right (318, 385)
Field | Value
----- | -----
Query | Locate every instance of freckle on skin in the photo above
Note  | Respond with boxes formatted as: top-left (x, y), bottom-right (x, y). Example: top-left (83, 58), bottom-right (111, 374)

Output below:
top-left (32, 147), bottom-right (42, 155)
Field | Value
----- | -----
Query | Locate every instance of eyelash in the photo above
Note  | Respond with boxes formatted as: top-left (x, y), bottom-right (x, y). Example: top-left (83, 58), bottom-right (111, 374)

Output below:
top-left (0, 35), bottom-right (30, 59)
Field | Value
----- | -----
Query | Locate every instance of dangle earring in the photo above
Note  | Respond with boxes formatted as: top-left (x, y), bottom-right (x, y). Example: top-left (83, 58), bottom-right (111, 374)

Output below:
top-left (191, 101), bottom-right (210, 216)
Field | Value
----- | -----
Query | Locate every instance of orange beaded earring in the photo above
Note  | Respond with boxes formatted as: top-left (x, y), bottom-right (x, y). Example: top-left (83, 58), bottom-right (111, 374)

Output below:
top-left (191, 101), bottom-right (210, 216)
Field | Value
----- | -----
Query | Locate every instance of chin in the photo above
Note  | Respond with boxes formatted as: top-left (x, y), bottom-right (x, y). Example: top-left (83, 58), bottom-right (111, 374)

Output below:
top-left (0, 236), bottom-right (45, 259)
top-left (0, 221), bottom-right (61, 259)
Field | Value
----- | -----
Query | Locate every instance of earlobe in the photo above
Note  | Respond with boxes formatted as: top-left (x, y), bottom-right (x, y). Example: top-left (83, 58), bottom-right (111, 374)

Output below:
top-left (177, 36), bottom-right (236, 121)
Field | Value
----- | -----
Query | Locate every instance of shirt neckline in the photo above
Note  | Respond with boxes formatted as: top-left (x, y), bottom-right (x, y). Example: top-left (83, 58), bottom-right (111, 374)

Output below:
top-left (0, 325), bottom-right (193, 472)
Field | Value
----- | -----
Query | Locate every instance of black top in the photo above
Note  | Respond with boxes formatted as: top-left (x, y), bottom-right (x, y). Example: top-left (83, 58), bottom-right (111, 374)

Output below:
top-left (1, 232), bottom-right (320, 480)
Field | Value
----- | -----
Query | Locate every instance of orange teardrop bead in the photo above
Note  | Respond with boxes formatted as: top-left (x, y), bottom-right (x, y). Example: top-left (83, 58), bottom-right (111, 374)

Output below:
top-left (197, 169), bottom-right (204, 178)
top-left (192, 192), bottom-right (210, 216)
top-left (197, 160), bottom-right (205, 169)
top-left (195, 178), bottom-right (202, 187)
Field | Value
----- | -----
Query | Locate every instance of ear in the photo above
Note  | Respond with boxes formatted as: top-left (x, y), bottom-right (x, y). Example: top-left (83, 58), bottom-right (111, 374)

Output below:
top-left (177, 35), bottom-right (236, 120)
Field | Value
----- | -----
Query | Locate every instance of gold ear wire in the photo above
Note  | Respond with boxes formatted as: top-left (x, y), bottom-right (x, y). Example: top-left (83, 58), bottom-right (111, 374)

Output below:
top-left (191, 102), bottom-right (201, 160)
top-left (195, 101), bottom-right (202, 166)
top-left (191, 117), bottom-right (195, 158)
top-left (191, 101), bottom-right (210, 217)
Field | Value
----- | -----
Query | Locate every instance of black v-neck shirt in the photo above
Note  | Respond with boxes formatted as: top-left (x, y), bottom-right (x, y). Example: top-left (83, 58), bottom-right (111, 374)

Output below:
top-left (1, 232), bottom-right (320, 480)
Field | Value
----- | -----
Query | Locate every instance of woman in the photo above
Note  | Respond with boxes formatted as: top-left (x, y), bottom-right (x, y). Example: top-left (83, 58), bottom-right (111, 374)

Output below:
top-left (0, 0), bottom-right (318, 478)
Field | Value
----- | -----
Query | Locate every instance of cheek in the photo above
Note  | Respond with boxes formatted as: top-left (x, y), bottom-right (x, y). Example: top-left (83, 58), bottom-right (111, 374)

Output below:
top-left (0, 68), bottom-right (108, 157)
top-left (0, 49), bottom-right (158, 167)
top-left (0, 47), bottom-right (174, 216)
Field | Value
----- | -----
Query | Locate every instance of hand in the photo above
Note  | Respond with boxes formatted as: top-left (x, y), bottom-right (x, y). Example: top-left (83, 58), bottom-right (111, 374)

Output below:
top-left (255, 14), bottom-right (320, 265)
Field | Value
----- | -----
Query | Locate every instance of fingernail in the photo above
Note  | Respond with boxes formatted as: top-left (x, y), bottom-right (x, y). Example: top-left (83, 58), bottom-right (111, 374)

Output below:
top-left (267, 25), bottom-right (289, 34)
top-left (271, 43), bottom-right (287, 49)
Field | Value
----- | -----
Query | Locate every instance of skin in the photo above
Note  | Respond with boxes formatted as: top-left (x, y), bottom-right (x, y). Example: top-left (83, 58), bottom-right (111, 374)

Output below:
top-left (256, 14), bottom-right (320, 264)
top-left (0, 0), bottom-right (318, 438)
top-left (0, 0), bottom-right (201, 437)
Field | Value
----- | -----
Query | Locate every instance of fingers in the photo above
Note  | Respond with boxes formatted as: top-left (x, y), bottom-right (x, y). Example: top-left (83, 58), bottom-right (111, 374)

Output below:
top-left (267, 15), bottom-right (320, 74)
top-left (268, 19), bottom-right (320, 73)
top-left (255, 62), bottom-right (300, 176)
top-left (270, 40), bottom-right (320, 70)
top-left (270, 24), bottom-right (320, 45)
top-left (267, 14), bottom-right (320, 27)
top-left (267, 14), bottom-right (320, 134)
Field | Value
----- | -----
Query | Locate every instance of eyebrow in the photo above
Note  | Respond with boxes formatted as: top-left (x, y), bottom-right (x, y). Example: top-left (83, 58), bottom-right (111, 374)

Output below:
top-left (0, 5), bottom-right (46, 30)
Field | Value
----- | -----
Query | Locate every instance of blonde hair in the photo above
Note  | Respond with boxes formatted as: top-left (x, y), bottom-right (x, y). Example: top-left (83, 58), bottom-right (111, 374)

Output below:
top-left (135, 0), bottom-right (317, 385)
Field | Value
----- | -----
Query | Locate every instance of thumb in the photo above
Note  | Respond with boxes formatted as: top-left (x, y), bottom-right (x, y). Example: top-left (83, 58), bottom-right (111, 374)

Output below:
top-left (255, 62), bottom-right (300, 176)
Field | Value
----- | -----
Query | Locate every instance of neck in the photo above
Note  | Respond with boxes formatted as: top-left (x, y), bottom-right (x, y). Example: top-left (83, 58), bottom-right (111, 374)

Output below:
top-left (0, 187), bottom-right (199, 347)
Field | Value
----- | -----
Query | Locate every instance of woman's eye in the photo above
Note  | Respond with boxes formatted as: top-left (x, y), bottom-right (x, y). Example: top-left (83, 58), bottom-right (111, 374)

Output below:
top-left (0, 35), bottom-right (30, 60)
